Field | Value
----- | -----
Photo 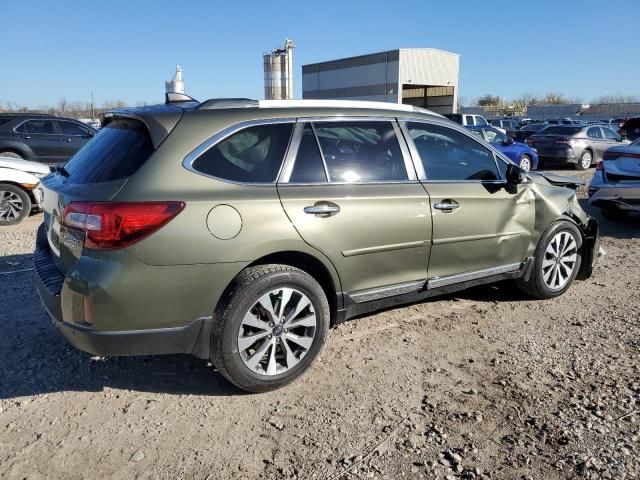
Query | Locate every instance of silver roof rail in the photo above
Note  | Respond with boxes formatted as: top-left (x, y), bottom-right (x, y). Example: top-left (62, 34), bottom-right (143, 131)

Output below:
top-left (198, 98), bottom-right (259, 110)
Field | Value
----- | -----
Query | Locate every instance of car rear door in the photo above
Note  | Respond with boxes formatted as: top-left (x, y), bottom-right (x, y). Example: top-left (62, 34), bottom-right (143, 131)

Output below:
top-left (56, 120), bottom-right (94, 161)
top-left (402, 120), bottom-right (534, 281)
top-left (277, 119), bottom-right (431, 298)
top-left (586, 127), bottom-right (607, 162)
top-left (15, 119), bottom-right (64, 163)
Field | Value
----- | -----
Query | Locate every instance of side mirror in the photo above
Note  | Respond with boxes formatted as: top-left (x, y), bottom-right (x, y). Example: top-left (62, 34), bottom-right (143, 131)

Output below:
top-left (503, 137), bottom-right (514, 146)
top-left (505, 163), bottom-right (523, 184)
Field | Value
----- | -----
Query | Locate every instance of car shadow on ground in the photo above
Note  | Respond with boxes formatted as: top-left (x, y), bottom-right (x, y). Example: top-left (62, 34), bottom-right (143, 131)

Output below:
top-left (0, 254), bottom-right (242, 400)
top-left (578, 198), bottom-right (639, 240)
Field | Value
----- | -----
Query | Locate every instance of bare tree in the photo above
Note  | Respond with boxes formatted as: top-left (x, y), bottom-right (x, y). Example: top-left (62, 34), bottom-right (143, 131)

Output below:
top-left (542, 92), bottom-right (569, 105)
top-left (476, 94), bottom-right (501, 107)
top-left (592, 94), bottom-right (640, 104)
top-left (57, 98), bottom-right (68, 114)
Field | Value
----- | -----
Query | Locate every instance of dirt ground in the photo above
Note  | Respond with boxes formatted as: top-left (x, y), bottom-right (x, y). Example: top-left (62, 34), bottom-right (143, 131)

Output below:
top-left (0, 168), bottom-right (638, 480)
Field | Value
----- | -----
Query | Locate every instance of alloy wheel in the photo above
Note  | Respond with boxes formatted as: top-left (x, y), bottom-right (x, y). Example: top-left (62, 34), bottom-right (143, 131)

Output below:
top-left (0, 190), bottom-right (24, 223)
top-left (581, 151), bottom-right (592, 169)
top-left (520, 156), bottom-right (531, 172)
top-left (237, 287), bottom-right (317, 376)
top-left (542, 231), bottom-right (578, 291)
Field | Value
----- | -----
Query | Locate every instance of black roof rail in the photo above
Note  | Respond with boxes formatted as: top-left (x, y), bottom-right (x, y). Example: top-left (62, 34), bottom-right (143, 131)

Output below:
top-left (165, 92), bottom-right (199, 104)
top-left (0, 112), bottom-right (53, 117)
top-left (198, 98), bottom-right (259, 110)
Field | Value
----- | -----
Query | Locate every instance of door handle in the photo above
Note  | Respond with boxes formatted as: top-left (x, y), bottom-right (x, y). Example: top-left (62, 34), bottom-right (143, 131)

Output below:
top-left (22, 135), bottom-right (31, 139)
top-left (304, 201), bottom-right (340, 216)
top-left (433, 200), bottom-right (460, 212)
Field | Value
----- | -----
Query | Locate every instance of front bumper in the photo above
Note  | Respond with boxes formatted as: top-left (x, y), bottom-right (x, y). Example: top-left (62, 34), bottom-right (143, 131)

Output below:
top-left (577, 217), bottom-right (603, 280)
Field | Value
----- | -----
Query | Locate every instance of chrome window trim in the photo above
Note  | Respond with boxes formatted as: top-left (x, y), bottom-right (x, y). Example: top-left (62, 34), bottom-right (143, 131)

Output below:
top-left (399, 118), bottom-right (509, 183)
top-left (280, 118), bottom-right (415, 185)
top-left (12, 119), bottom-right (59, 136)
top-left (182, 117), bottom-right (297, 186)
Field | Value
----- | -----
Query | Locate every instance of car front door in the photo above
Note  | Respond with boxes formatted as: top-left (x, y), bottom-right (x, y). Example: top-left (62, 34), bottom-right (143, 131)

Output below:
top-left (601, 127), bottom-right (626, 150)
top-left (56, 120), bottom-right (93, 160)
top-left (278, 119), bottom-right (431, 299)
top-left (14, 119), bottom-right (63, 163)
top-left (402, 120), bottom-right (535, 282)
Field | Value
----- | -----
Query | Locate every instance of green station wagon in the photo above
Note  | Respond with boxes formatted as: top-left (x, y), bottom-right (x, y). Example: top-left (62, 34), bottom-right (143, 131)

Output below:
top-left (34, 95), bottom-right (601, 392)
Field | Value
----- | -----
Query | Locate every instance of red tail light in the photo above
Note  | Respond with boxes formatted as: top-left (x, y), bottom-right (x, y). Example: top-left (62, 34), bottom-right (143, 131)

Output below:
top-left (603, 151), bottom-right (640, 161)
top-left (62, 201), bottom-right (185, 250)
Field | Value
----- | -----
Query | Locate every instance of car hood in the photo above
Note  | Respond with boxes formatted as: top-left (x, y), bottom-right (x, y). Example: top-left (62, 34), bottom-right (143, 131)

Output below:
top-left (0, 156), bottom-right (50, 175)
top-left (528, 171), bottom-right (584, 190)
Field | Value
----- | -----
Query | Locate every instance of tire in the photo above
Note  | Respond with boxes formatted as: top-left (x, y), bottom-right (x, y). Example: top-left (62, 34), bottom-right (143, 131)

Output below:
top-left (211, 264), bottom-right (330, 393)
top-left (519, 154), bottom-right (532, 172)
top-left (516, 220), bottom-right (582, 299)
top-left (0, 183), bottom-right (31, 226)
top-left (600, 207), bottom-right (628, 220)
top-left (0, 150), bottom-right (24, 160)
top-left (576, 150), bottom-right (593, 170)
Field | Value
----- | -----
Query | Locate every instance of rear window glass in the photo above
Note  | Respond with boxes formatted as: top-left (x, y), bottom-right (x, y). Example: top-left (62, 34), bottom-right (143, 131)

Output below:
top-left (192, 123), bottom-right (293, 183)
top-left (540, 126), bottom-right (583, 135)
top-left (0, 118), bottom-right (13, 127)
top-left (64, 119), bottom-right (153, 184)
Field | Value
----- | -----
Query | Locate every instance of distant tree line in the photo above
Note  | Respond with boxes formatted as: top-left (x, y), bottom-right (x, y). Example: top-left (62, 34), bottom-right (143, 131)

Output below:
top-left (458, 93), bottom-right (640, 109)
top-left (0, 98), bottom-right (150, 119)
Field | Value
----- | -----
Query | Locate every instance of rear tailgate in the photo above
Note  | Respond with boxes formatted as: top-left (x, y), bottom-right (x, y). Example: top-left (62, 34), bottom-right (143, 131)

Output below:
top-left (40, 116), bottom-right (157, 274)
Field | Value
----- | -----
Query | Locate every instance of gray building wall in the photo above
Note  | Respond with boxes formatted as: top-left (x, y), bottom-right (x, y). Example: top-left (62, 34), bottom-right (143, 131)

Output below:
top-left (302, 50), bottom-right (400, 103)
top-left (302, 48), bottom-right (459, 113)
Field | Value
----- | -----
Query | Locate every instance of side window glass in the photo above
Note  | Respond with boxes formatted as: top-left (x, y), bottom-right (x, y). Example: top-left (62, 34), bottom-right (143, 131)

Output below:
top-left (407, 122), bottom-right (500, 181)
top-left (289, 125), bottom-right (327, 183)
top-left (470, 129), bottom-right (484, 140)
top-left (484, 129), bottom-right (499, 143)
top-left (58, 121), bottom-right (88, 136)
top-left (476, 117), bottom-right (488, 126)
top-left (603, 128), bottom-right (620, 141)
top-left (587, 127), bottom-right (603, 139)
top-left (464, 115), bottom-right (475, 126)
top-left (20, 120), bottom-right (55, 134)
top-left (191, 123), bottom-right (293, 183)
top-left (312, 121), bottom-right (407, 183)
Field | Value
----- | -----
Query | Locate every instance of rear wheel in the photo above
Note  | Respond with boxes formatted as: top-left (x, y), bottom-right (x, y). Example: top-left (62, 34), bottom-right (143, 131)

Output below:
top-left (0, 184), bottom-right (31, 226)
top-left (516, 220), bottom-right (582, 299)
top-left (519, 154), bottom-right (532, 172)
top-left (211, 264), bottom-right (330, 393)
top-left (576, 150), bottom-right (593, 170)
top-left (0, 150), bottom-right (24, 160)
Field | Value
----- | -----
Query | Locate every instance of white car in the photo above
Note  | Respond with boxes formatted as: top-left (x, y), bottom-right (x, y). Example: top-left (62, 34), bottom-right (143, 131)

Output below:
top-left (0, 156), bottom-right (50, 225)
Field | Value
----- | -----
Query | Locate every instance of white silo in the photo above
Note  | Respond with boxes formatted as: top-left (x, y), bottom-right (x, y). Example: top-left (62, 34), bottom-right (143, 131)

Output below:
top-left (263, 39), bottom-right (295, 100)
top-left (165, 65), bottom-right (185, 94)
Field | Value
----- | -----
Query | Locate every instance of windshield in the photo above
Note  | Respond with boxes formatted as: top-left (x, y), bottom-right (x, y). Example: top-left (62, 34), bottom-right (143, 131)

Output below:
top-left (64, 119), bottom-right (153, 184)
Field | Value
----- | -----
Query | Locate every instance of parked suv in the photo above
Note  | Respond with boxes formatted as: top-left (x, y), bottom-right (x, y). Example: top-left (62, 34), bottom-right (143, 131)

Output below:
top-left (0, 113), bottom-right (97, 164)
top-left (35, 97), bottom-right (601, 392)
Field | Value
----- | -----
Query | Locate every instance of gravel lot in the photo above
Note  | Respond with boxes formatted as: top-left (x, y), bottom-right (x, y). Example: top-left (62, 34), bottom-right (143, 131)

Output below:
top-left (1, 168), bottom-right (638, 480)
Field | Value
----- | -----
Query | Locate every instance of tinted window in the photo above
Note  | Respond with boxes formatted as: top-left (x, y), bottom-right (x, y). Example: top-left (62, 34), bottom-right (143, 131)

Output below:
top-left (58, 121), bottom-right (89, 136)
top-left (192, 123), bottom-right (293, 183)
top-left (64, 119), bottom-right (153, 184)
top-left (290, 125), bottom-right (327, 183)
top-left (541, 126), bottom-right (583, 135)
top-left (602, 128), bottom-right (621, 141)
top-left (313, 121), bottom-right (407, 183)
top-left (0, 118), bottom-right (12, 127)
top-left (17, 120), bottom-right (55, 134)
top-left (587, 127), bottom-right (603, 139)
top-left (475, 116), bottom-right (488, 126)
top-left (464, 115), bottom-right (475, 126)
top-left (408, 122), bottom-right (499, 181)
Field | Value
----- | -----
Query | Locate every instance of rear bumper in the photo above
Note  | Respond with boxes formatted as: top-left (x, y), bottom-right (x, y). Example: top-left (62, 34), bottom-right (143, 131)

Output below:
top-left (536, 148), bottom-right (578, 163)
top-left (588, 175), bottom-right (640, 212)
top-left (33, 223), bottom-right (216, 359)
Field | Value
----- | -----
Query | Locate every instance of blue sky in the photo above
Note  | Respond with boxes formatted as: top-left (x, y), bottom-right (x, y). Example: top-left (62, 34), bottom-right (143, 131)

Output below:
top-left (1, 0), bottom-right (638, 108)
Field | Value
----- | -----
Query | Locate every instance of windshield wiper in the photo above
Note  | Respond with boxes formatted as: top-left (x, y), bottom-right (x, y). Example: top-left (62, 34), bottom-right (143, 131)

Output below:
top-left (51, 165), bottom-right (69, 177)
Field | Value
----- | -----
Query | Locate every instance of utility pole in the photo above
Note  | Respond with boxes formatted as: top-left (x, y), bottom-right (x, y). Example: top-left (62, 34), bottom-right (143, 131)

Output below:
top-left (90, 91), bottom-right (95, 120)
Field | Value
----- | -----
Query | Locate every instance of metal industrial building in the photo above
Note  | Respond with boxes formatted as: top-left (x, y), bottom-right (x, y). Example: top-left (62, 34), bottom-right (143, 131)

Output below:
top-left (302, 48), bottom-right (459, 113)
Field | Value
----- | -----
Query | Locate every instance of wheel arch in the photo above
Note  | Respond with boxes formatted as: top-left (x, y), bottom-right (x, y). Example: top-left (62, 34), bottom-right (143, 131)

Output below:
top-left (245, 250), bottom-right (342, 325)
top-left (0, 181), bottom-right (36, 206)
